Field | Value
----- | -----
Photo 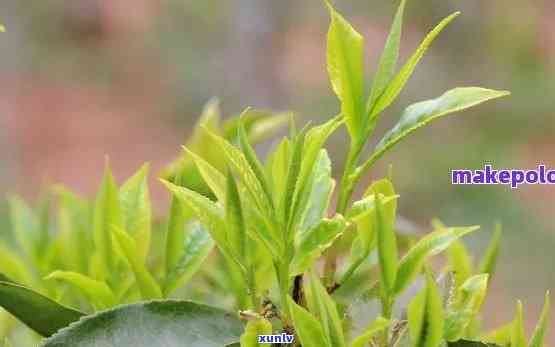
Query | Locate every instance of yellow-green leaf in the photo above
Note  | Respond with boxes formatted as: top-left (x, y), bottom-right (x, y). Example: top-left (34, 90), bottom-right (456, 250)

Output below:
top-left (350, 317), bottom-right (390, 347)
top-left (120, 163), bottom-right (151, 264)
top-left (478, 223), bottom-right (502, 277)
top-left (288, 296), bottom-right (331, 347)
top-left (528, 291), bottom-right (550, 347)
top-left (395, 226), bottom-right (479, 295)
top-left (240, 318), bottom-right (273, 347)
top-left (45, 271), bottom-right (116, 310)
top-left (112, 227), bottom-right (162, 300)
top-left (511, 301), bottom-right (526, 347)
top-left (325, 1), bottom-right (364, 139)
top-left (370, 12), bottom-right (460, 119)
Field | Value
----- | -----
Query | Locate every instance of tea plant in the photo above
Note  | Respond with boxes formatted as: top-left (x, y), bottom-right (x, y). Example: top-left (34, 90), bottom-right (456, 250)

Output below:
top-left (0, 1), bottom-right (550, 347)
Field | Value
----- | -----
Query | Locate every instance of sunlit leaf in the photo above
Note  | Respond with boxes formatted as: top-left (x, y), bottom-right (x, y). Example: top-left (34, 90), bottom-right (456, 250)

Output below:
top-left (120, 164), bottom-right (151, 264)
top-left (240, 318), bottom-right (272, 347)
top-left (290, 216), bottom-right (346, 276)
top-left (366, 0), bottom-right (406, 114)
top-left (375, 192), bottom-right (398, 295)
top-left (395, 226), bottom-right (479, 295)
top-left (408, 270), bottom-right (444, 347)
top-left (183, 147), bottom-right (226, 202)
top-left (93, 162), bottom-right (123, 280)
top-left (325, 1), bottom-right (364, 139)
top-left (478, 223), bottom-right (502, 277)
top-left (45, 271), bottom-right (116, 310)
top-left (528, 291), bottom-right (550, 347)
top-left (112, 227), bottom-right (162, 300)
top-left (288, 296), bottom-right (331, 347)
top-left (370, 12), bottom-right (461, 119)
top-left (370, 88), bottom-right (510, 167)
top-left (164, 222), bottom-right (214, 296)
top-left (445, 274), bottom-right (489, 341)
top-left (349, 317), bottom-right (390, 347)
top-left (225, 172), bottom-right (247, 265)
top-left (511, 301), bottom-right (526, 347)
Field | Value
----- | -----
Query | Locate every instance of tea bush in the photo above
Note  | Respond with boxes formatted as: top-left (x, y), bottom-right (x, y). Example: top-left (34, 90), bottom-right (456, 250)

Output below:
top-left (0, 1), bottom-right (550, 347)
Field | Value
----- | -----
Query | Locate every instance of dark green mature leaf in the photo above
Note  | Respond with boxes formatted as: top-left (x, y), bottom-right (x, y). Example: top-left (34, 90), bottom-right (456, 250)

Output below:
top-left (366, 0), bottom-right (406, 114)
top-left (40, 301), bottom-right (244, 347)
top-left (164, 222), bottom-right (214, 296)
top-left (93, 162), bottom-right (123, 280)
top-left (120, 164), bottom-right (152, 264)
top-left (395, 226), bottom-right (479, 295)
top-left (370, 12), bottom-right (460, 119)
top-left (288, 296), bottom-right (331, 347)
top-left (325, 0), bottom-right (364, 139)
top-left (528, 291), bottom-right (551, 347)
top-left (370, 88), bottom-right (510, 166)
top-left (0, 281), bottom-right (84, 337)
top-left (447, 340), bottom-right (500, 347)
top-left (290, 216), bottom-right (346, 276)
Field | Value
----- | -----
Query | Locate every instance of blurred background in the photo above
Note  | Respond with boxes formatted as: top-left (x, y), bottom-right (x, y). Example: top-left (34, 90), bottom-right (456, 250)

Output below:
top-left (0, 0), bottom-right (553, 343)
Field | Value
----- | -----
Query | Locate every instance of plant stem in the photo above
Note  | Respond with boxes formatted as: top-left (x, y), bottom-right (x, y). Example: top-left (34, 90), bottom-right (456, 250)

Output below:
top-left (323, 140), bottom-right (364, 288)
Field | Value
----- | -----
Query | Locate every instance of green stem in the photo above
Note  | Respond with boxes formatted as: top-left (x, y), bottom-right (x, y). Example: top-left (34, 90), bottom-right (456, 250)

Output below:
top-left (323, 141), bottom-right (364, 288)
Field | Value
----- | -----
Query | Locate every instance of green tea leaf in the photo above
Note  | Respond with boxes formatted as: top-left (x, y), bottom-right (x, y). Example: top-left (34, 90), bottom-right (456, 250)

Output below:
top-left (8, 195), bottom-right (40, 263)
top-left (408, 271), bottom-right (444, 347)
top-left (120, 163), bottom-right (151, 264)
top-left (267, 138), bottom-right (290, 209)
top-left (370, 88), bottom-right (510, 167)
top-left (164, 185), bottom-right (192, 284)
top-left (56, 188), bottom-right (92, 274)
top-left (164, 222), bottom-right (214, 296)
top-left (298, 150), bottom-right (335, 236)
top-left (375, 192), bottom-right (398, 294)
top-left (447, 240), bottom-right (474, 289)
top-left (240, 318), bottom-right (273, 347)
top-left (445, 274), bottom-right (489, 341)
top-left (290, 216), bottom-right (346, 276)
top-left (225, 172), bottom-right (247, 265)
top-left (0, 281), bottom-right (84, 337)
top-left (205, 130), bottom-right (272, 217)
top-left (478, 223), bottom-right (502, 277)
top-left (350, 317), bottom-right (390, 347)
top-left (395, 226), bottom-right (479, 295)
top-left (325, 1), bottom-right (364, 139)
top-left (370, 12), bottom-right (460, 119)
top-left (183, 146), bottom-right (226, 202)
top-left (93, 162), bottom-right (123, 280)
top-left (511, 301), bottom-right (526, 347)
top-left (306, 271), bottom-right (346, 347)
top-left (288, 296), bottom-right (331, 347)
top-left (482, 322), bottom-right (513, 346)
top-left (366, 0), bottom-right (406, 113)
top-left (112, 227), bottom-right (163, 300)
top-left (244, 111), bottom-right (290, 144)
top-left (161, 180), bottom-right (229, 257)
top-left (528, 291), bottom-right (550, 347)
top-left (0, 244), bottom-right (34, 286)
top-left (40, 301), bottom-right (244, 347)
top-left (45, 271), bottom-right (116, 310)
top-left (238, 114), bottom-right (273, 205)
top-left (282, 127), bottom-right (307, 231)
